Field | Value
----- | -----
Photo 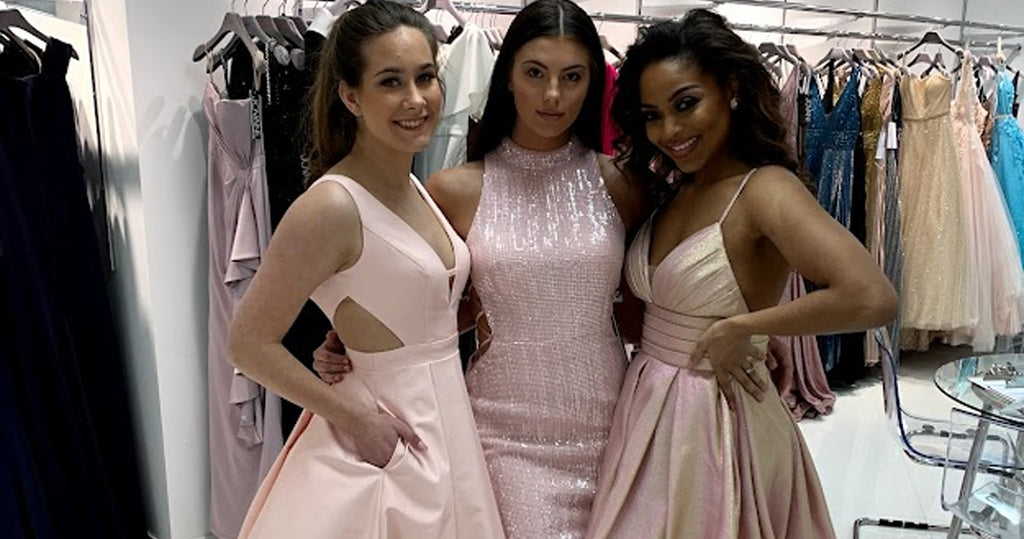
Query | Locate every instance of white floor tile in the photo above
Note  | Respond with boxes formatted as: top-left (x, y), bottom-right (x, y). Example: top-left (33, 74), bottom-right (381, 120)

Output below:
top-left (798, 344), bottom-right (979, 538)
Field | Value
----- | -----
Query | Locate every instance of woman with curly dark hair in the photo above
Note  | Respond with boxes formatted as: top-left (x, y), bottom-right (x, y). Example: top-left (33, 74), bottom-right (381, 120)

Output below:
top-left (585, 10), bottom-right (894, 537)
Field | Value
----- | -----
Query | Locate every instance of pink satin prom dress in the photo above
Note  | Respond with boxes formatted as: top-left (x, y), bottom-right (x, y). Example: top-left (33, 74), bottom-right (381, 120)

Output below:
top-left (587, 169), bottom-right (836, 538)
top-left (238, 174), bottom-right (505, 538)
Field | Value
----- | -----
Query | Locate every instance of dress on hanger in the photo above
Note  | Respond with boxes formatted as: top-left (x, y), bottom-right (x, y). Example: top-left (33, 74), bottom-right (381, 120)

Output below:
top-left (586, 170), bottom-right (835, 539)
top-left (466, 137), bottom-right (626, 538)
top-left (876, 72), bottom-right (904, 363)
top-left (951, 55), bottom-right (1024, 350)
top-left (804, 68), bottom-right (861, 372)
top-left (239, 175), bottom-right (505, 538)
top-left (898, 72), bottom-right (973, 343)
top-left (779, 66), bottom-right (800, 158)
top-left (413, 24), bottom-right (494, 181)
top-left (990, 68), bottom-right (1024, 269)
top-left (204, 79), bottom-right (284, 539)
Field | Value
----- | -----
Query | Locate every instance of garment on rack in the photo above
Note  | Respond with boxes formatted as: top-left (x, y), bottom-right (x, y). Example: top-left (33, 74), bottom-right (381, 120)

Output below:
top-left (223, 36), bottom-right (334, 439)
top-left (586, 170), bottom-right (836, 539)
top-left (779, 66), bottom-right (800, 159)
top-left (951, 55), bottom-right (1024, 350)
top-left (772, 273), bottom-right (836, 420)
top-left (0, 38), bottom-right (146, 538)
top-left (204, 79), bottom-right (284, 539)
top-left (602, 62), bottom-right (620, 156)
top-left (898, 73), bottom-right (973, 345)
top-left (413, 24), bottom-right (493, 180)
top-left (804, 68), bottom-right (861, 372)
top-left (990, 68), bottom-right (1024, 268)
top-left (239, 174), bottom-right (504, 539)
top-left (466, 138), bottom-right (626, 538)
top-left (877, 73), bottom-right (904, 364)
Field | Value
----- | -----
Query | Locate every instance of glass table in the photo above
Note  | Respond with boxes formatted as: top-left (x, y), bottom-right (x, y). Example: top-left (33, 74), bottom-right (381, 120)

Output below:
top-left (934, 354), bottom-right (1024, 538)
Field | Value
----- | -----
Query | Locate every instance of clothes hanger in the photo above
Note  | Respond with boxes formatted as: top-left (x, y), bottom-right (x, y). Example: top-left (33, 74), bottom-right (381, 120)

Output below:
top-left (813, 47), bottom-right (855, 73)
top-left (286, 0), bottom-right (308, 33)
top-left (255, 0), bottom-right (288, 44)
top-left (192, 2), bottom-right (266, 82)
top-left (419, 0), bottom-right (466, 26)
top-left (272, 3), bottom-right (305, 48)
top-left (898, 30), bottom-right (961, 61)
top-left (0, 8), bottom-right (78, 59)
top-left (922, 52), bottom-right (948, 76)
top-left (0, 26), bottom-right (42, 71)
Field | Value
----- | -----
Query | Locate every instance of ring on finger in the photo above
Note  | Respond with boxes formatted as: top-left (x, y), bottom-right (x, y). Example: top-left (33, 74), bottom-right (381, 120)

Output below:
top-left (742, 364), bottom-right (756, 374)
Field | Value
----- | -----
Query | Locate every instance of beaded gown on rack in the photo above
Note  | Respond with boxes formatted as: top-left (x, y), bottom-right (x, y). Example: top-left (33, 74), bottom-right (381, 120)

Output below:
top-left (465, 137), bottom-right (627, 538)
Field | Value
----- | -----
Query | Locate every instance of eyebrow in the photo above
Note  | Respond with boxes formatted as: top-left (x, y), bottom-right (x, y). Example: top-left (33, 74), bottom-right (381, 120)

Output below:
top-left (640, 84), bottom-right (700, 109)
top-left (522, 59), bottom-right (587, 72)
top-left (373, 63), bottom-right (436, 77)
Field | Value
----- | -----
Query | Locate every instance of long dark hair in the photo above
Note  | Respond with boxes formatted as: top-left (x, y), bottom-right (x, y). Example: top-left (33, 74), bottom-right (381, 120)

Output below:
top-left (307, 0), bottom-right (439, 180)
top-left (467, 0), bottom-right (605, 161)
top-left (612, 9), bottom-right (805, 199)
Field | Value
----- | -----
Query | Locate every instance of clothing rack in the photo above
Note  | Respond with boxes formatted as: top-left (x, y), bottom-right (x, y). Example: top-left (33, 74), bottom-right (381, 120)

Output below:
top-left (709, 0), bottom-right (1024, 38)
top-left (452, 1), bottom-right (1022, 53)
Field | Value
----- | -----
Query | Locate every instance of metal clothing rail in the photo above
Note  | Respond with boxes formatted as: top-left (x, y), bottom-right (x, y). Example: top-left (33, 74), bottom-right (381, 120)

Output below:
top-left (452, 1), bottom-right (1022, 52)
top-left (708, 0), bottom-right (1024, 38)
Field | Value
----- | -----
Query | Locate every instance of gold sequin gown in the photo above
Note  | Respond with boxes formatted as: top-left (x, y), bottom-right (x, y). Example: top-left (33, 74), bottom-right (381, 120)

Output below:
top-left (465, 137), bottom-right (627, 538)
top-left (898, 73), bottom-right (974, 342)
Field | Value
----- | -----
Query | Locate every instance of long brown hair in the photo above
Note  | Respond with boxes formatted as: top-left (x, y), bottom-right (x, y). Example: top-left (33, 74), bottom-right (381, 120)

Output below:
top-left (306, 0), bottom-right (439, 181)
top-left (467, 0), bottom-right (605, 161)
top-left (612, 9), bottom-right (808, 200)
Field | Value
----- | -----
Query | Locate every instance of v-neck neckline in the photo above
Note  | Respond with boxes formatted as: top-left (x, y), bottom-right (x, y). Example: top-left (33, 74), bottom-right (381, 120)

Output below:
top-left (329, 174), bottom-right (458, 274)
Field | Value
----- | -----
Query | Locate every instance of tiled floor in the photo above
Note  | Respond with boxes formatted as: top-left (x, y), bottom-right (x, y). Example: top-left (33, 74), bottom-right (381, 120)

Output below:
top-left (798, 344), bottom-right (981, 539)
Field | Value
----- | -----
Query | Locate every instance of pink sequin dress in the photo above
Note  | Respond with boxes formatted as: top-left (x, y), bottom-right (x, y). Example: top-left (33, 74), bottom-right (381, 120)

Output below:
top-left (465, 137), bottom-right (627, 538)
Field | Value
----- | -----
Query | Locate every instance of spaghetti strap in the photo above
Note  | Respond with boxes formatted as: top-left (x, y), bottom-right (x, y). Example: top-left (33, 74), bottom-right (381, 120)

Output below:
top-left (719, 168), bottom-right (758, 224)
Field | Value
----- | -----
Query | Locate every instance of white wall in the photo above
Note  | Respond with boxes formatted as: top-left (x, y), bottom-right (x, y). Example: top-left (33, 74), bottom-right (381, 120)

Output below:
top-left (87, 0), bottom-right (231, 536)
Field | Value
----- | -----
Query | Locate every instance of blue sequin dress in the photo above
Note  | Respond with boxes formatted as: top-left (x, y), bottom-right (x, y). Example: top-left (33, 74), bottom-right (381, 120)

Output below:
top-left (804, 69), bottom-right (861, 371)
top-left (990, 68), bottom-right (1024, 265)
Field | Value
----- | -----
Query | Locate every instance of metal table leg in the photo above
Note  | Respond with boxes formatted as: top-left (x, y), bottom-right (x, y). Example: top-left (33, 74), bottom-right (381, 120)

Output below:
top-left (949, 415), bottom-right (993, 538)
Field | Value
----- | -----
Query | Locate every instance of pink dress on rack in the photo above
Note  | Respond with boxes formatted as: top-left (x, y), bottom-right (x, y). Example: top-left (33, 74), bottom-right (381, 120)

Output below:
top-left (466, 137), bottom-right (627, 538)
top-left (238, 174), bottom-right (504, 538)
top-left (587, 169), bottom-right (835, 539)
top-left (949, 54), bottom-right (1024, 349)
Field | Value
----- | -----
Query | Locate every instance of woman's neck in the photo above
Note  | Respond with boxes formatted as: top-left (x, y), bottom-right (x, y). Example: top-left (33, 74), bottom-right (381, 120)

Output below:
top-left (510, 122), bottom-right (571, 152)
top-left (691, 151), bottom-right (749, 188)
top-left (333, 137), bottom-right (415, 196)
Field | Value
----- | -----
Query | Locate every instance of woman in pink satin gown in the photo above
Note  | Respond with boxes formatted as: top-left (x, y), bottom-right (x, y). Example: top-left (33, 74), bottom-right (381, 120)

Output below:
top-left (317, 1), bottom-right (650, 536)
top-left (586, 11), bottom-right (896, 538)
top-left (226, 2), bottom-right (503, 537)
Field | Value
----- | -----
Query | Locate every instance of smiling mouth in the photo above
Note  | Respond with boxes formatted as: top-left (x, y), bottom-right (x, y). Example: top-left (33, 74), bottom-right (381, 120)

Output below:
top-left (395, 117), bottom-right (428, 130)
top-left (666, 136), bottom-right (698, 158)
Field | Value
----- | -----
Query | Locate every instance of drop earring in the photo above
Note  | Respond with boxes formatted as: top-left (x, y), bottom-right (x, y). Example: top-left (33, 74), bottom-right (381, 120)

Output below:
top-left (730, 97), bottom-right (739, 110)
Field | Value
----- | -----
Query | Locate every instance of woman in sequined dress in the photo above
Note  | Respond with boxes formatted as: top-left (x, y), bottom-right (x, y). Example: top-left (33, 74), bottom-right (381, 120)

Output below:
top-left (585, 11), bottom-right (894, 537)
top-left (316, 1), bottom-right (648, 536)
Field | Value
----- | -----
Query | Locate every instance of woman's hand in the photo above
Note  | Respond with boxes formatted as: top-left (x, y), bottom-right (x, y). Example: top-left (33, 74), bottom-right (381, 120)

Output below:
top-left (312, 330), bottom-right (352, 384)
top-left (350, 408), bottom-right (426, 468)
top-left (690, 318), bottom-right (767, 410)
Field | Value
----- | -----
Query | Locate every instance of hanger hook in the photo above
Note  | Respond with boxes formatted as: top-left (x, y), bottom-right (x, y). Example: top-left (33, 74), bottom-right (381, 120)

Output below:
top-left (231, 0), bottom-right (237, 12)
top-left (262, 0), bottom-right (270, 14)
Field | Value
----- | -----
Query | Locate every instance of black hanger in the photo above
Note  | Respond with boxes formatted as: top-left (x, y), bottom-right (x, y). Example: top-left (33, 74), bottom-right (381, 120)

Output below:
top-left (192, 12), bottom-right (266, 81)
top-left (600, 35), bottom-right (623, 63)
top-left (273, 17), bottom-right (304, 47)
top-left (0, 8), bottom-right (78, 59)
top-left (898, 30), bottom-right (961, 60)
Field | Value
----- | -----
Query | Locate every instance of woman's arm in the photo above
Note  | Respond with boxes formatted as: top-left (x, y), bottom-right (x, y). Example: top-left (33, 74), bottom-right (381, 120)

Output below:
top-left (723, 166), bottom-right (897, 338)
top-left (691, 166), bottom-right (896, 408)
